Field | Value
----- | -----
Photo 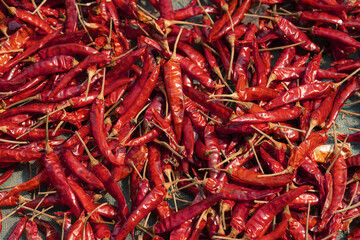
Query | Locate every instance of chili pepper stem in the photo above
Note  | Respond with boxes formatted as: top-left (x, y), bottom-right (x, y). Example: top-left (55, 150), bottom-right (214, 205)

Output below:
top-left (75, 131), bottom-right (99, 167)
top-left (326, 134), bottom-right (349, 174)
top-left (45, 113), bottom-right (52, 153)
top-left (335, 67), bottom-right (360, 88)
top-left (164, 19), bottom-right (212, 29)
top-left (305, 119), bottom-right (318, 139)
top-left (4, 94), bottom-right (39, 110)
top-left (84, 68), bottom-right (98, 101)
top-left (250, 125), bottom-right (282, 150)
top-left (0, 0), bottom-right (15, 14)
top-left (150, 121), bottom-right (184, 153)
top-left (244, 13), bottom-right (275, 20)
top-left (197, 0), bottom-right (214, 24)
top-left (259, 41), bottom-right (305, 52)
top-left (227, 35), bottom-right (235, 81)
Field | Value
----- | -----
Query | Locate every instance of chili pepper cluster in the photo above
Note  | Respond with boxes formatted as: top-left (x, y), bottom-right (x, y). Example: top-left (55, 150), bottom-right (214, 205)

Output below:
top-left (1, 0), bottom-right (360, 239)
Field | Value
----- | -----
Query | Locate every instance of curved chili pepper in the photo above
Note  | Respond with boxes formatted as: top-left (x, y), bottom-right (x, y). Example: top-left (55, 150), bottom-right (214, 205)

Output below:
top-left (67, 178), bottom-right (111, 239)
top-left (183, 85), bottom-right (234, 121)
top-left (275, 16), bottom-right (320, 52)
top-left (319, 155), bottom-right (347, 230)
top-left (312, 26), bottom-right (360, 49)
top-left (112, 185), bottom-right (167, 240)
top-left (325, 76), bottom-right (360, 129)
top-left (62, 151), bottom-right (105, 190)
top-left (287, 130), bottom-right (328, 172)
top-left (245, 185), bottom-right (312, 239)
top-left (8, 216), bottom-right (27, 240)
top-left (111, 64), bottom-right (160, 136)
top-left (164, 54), bottom-right (184, 142)
top-left (257, 214), bottom-right (290, 240)
top-left (210, 0), bottom-right (252, 42)
top-left (231, 106), bottom-right (301, 124)
top-left (50, 53), bottom-right (111, 98)
top-left (116, 47), bottom-right (150, 115)
top-left (0, 26), bottom-right (32, 66)
top-left (154, 193), bottom-right (221, 234)
top-left (0, 55), bottom-right (75, 90)
top-left (288, 217), bottom-right (314, 240)
top-left (43, 147), bottom-right (81, 218)
top-left (300, 0), bottom-right (354, 12)
top-left (25, 220), bottom-right (41, 240)
top-left (233, 24), bottom-right (257, 90)
top-left (33, 217), bottom-right (60, 240)
top-left (0, 28), bottom-right (61, 74)
top-left (265, 82), bottom-right (335, 110)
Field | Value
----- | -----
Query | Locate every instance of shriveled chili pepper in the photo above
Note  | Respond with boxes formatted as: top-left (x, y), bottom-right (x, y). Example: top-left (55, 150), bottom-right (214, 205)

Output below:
top-left (62, 151), bottom-right (105, 190)
top-left (111, 64), bottom-right (160, 136)
top-left (210, 0), bottom-right (252, 42)
top-left (8, 216), bottom-right (27, 240)
top-left (325, 76), bottom-right (360, 129)
top-left (320, 155), bottom-right (347, 230)
top-left (313, 26), bottom-right (360, 49)
top-left (288, 217), bottom-right (314, 240)
top-left (33, 217), bottom-right (60, 240)
top-left (49, 53), bottom-right (111, 98)
top-left (183, 85), bottom-right (234, 122)
top-left (25, 219), bottom-right (41, 240)
top-left (265, 82), bottom-right (336, 110)
top-left (67, 178), bottom-right (111, 239)
top-left (257, 213), bottom-right (290, 240)
top-left (275, 16), bottom-right (320, 52)
top-left (0, 28), bottom-right (61, 74)
top-left (245, 185), bottom-right (312, 239)
top-left (0, 26), bottom-right (32, 66)
top-left (112, 185), bottom-right (167, 240)
top-left (231, 106), bottom-right (302, 124)
top-left (164, 37), bottom-right (184, 142)
top-left (300, 11), bottom-right (343, 25)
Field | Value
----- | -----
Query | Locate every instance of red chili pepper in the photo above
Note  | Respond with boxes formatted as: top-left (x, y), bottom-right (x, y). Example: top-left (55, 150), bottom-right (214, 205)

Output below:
top-left (67, 178), bottom-right (111, 239)
top-left (111, 64), bottom-right (160, 136)
top-left (275, 16), bottom-right (320, 52)
top-left (257, 213), bottom-right (290, 240)
top-left (325, 76), bottom-right (360, 129)
top-left (210, 0), bottom-right (252, 42)
top-left (231, 106), bottom-right (301, 124)
top-left (288, 217), bottom-right (314, 240)
top-left (234, 24), bottom-right (257, 91)
top-left (62, 151), bottom-right (105, 190)
top-left (245, 185), bottom-right (312, 239)
top-left (8, 216), bottom-right (27, 239)
top-left (112, 185), bottom-right (167, 240)
top-left (265, 82), bottom-right (335, 110)
top-left (154, 193), bottom-right (221, 234)
top-left (49, 53), bottom-right (111, 98)
top-left (320, 155), bottom-right (347, 230)
top-left (164, 49), bottom-right (184, 142)
top-left (25, 220), bottom-right (41, 240)
top-left (174, 5), bottom-right (218, 21)
top-left (313, 26), bottom-right (360, 49)
top-left (300, 11), bottom-right (343, 25)
top-left (0, 26), bottom-right (32, 66)
top-left (183, 85), bottom-right (234, 122)
top-left (0, 28), bottom-right (61, 74)
top-left (33, 217), bottom-right (60, 240)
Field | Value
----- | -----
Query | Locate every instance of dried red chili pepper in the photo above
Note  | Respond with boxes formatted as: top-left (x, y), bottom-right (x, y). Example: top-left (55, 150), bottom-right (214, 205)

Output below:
top-left (245, 185), bottom-right (312, 239)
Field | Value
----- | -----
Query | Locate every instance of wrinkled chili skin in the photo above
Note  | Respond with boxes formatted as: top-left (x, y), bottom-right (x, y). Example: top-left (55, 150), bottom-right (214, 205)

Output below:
top-left (325, 77), bottom-right (360, 130)
top-left (275, 16), bottom-right (320, 52)
top-left (245, 186), bottom-right (312, 239)
top-left (265, 82), bottom-right (335, 110)
top-left (230, 106), bottom-right (302, 124)
top-left (112, 185), bottom-right (167, 240)
top-left (164, 58), bottom-right (184, 142)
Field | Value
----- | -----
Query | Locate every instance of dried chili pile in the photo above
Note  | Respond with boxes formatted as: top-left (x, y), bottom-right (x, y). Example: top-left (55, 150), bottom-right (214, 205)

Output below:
top-left (1, 0), bottom-right (360, 239)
